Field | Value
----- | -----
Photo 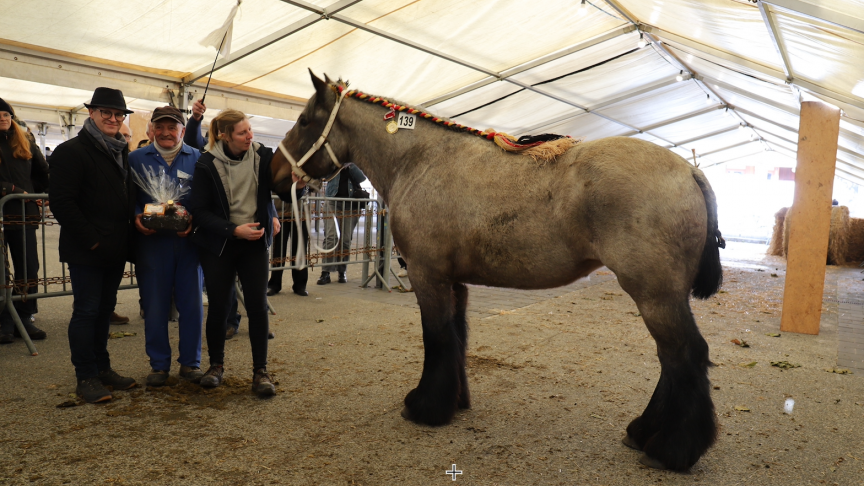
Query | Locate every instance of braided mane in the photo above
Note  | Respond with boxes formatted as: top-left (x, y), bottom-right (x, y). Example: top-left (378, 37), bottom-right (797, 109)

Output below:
top-left (330, 81), bottom-right (580, 162)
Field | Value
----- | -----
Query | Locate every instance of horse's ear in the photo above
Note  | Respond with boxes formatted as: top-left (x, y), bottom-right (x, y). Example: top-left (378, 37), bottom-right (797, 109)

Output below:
top-left (309, 69), bottom-right (330, 104)
top-left (324, 73), bottom-right (334, 84)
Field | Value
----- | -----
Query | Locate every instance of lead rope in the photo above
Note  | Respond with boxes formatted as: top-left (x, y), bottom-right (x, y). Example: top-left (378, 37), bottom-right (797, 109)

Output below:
top-left (290, 180), bottom-right (340, 271)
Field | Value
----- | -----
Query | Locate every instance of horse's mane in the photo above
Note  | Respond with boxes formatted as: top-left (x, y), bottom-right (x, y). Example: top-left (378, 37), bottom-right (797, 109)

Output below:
top-left (330, 79), bottom-right (580, 162)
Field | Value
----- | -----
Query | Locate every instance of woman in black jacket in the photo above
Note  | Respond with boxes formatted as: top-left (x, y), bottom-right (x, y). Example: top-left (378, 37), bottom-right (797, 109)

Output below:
top-left (0, 99), bottom-right (49, 343)
top-left (189, 109), bottom-right (281, 397)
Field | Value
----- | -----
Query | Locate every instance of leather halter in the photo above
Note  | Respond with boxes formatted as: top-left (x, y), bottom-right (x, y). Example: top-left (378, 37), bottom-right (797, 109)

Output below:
top-left (277, 88), bottom-right (347, 191)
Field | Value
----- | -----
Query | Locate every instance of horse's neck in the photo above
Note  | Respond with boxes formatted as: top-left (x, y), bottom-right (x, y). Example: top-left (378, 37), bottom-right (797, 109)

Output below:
top-left (342, 101), bottom-right (425, 201)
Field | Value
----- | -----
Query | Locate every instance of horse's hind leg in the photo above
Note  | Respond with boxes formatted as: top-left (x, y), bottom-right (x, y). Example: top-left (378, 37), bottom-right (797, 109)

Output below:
top-left (622, 295), bottom-right (717, 471)
top-left (401, 280), bottom-right (467, 425)
top-left (453, 283), bottom-right (470, 409)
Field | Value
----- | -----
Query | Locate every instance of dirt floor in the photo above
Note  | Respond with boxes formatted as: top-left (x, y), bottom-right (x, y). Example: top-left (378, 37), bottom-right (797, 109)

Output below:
top-left (1, 242), bottom-right (863, 485)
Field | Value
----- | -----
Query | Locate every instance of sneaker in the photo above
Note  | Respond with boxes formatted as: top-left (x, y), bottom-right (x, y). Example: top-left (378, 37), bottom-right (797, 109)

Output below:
top-left (13, 322), bottom-right (47, 340)
top-left (398, 270), bottom-right (408, 278)
top-left (338, 272), bottom-right (347, 283)
top-left (146, 370), bottom-right (169, 387)
top-left (98, 369), bottom-right (137, 390)
top-left (76, 377), bottom-right (112, 403)
top-left (179, 365), bottom-right (205, 383)
top-left (316, 272), bottom-right (331, 285)
top-left (109, 312), bottom-right (130, 325)
top-left (225, 326), bottom-right (237, 340)
top-left (252, 368), bottom-right (276, 397)
top-left (200, 365), bottom-right (224, 388)
top-left (268, 331), bottom-right (275, 340)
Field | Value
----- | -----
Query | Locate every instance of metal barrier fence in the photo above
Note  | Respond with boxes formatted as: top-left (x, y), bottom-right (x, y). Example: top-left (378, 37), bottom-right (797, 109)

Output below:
top-left (0, 192), bottom-right (403, 356)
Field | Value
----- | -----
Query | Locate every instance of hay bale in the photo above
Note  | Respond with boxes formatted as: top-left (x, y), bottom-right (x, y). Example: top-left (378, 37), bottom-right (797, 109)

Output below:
top-left (827, 206), bottom-right (850, 265)
top-left (783, 209), bottom-right (792, 257)
top-left (768, 207), bottom-right (788, 256)
top-left (847, 218), bottom-right (864, 263)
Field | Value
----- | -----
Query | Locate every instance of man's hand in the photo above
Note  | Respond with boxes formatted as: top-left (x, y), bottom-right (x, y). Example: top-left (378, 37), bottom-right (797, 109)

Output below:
top-left (177, 215), bottom-right (193, 238)
top-left (291, 172), bottom-right (307, 189)
top-left (233, 222), bottom-right (264, 241)
top-left (273, 217), bottom-right (281, 236)
top-left (135, 213), bottom-right (157, 236)
top-left (191, 100), bottom-right (206, 121)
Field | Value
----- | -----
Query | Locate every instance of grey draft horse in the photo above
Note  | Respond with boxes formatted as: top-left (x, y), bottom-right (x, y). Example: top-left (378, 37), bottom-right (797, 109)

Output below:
top-left (271, 72), bottom-right (725, 471)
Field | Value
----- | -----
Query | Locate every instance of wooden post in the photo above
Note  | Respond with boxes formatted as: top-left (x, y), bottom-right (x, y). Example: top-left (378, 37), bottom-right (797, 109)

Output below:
top-left (780, 101), bottom-right (841, 335)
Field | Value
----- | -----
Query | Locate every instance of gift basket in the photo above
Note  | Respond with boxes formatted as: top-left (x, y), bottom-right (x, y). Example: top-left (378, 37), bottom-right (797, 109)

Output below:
top-left (132, 166), bottom-right (191, 232)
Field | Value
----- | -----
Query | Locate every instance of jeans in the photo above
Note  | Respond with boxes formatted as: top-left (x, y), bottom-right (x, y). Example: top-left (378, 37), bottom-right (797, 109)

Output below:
top-left (199, 238), bottom-right (269, 370)
top-left (137, 234), bottom-right (203, 371)
top-left (322, 201), bottom-right (360, 274)
top-left (0, 228), bottom-right (39, 331)
top-left (67, 261), bottom-right (126, 380)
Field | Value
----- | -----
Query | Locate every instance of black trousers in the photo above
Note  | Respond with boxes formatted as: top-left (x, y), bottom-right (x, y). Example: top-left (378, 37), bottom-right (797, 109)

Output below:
top-left (0, 227), bottom-right (39, 329)
top-left (268, 219), bottom-right (308, 292)
top-left (199, 238), bottom-right (270, 370)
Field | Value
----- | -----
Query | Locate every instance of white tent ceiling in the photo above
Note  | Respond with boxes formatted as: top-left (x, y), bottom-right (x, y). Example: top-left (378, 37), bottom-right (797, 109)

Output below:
top-left (0, 0), bottom-right (862, 183)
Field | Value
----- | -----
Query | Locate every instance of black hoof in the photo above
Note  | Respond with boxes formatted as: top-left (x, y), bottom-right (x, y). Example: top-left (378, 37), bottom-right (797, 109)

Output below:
top-left (622, 435), bottom-right (642, 451)
top-left (401, 406), bottom-right (414, 421)
top-left (639, 454), bottom-right (666, 470)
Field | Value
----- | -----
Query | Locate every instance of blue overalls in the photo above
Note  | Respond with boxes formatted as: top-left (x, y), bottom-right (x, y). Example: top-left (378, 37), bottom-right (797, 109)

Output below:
top-left (129, 143), bottom-right (204, 372)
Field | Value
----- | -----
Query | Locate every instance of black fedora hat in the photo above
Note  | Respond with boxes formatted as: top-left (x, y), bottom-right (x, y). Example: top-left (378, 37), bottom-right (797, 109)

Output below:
top-left (84, 87), bottom-right (134, 114)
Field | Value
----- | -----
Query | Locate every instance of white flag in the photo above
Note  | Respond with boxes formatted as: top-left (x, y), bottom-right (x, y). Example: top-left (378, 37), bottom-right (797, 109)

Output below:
top-left (199, 1), bottom-right (241, 58)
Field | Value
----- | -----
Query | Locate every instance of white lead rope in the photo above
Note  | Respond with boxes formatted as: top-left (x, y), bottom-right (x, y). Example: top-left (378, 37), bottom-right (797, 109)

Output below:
top-left (290, 180), bottom-right (340, 271)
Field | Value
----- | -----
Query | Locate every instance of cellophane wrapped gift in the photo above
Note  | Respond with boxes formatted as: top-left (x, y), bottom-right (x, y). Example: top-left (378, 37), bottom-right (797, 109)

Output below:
top-left (132, 166), bottom-right (191, 232)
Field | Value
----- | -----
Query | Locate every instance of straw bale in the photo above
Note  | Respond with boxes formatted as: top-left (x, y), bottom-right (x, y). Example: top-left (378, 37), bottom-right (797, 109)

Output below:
top-left (767, 207), bottom-right (788, 256)
top-left (846, 217), bottom-right (864, 263)
top-left (827, 206), bottom-right (850, 265)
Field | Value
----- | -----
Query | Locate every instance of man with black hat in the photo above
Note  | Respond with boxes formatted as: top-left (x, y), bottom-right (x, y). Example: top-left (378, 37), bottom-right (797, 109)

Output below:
top-left (50, 87), bottom-right (138, 403)
top-left (129, 106), bottom-right (205, 387)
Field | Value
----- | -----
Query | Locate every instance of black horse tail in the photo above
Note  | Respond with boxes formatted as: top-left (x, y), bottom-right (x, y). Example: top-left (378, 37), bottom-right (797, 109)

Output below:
top-left (690, 168), bottom-right (725, 299)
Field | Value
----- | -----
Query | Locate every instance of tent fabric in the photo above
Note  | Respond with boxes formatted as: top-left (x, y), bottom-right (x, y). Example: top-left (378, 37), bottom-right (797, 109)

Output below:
top-left (0, 0), bottom-right (863, 182)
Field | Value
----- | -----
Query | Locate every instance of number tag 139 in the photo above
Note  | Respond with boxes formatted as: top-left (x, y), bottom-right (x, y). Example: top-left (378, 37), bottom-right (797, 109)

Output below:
top-left (397, 112), bottom-right (416, 130)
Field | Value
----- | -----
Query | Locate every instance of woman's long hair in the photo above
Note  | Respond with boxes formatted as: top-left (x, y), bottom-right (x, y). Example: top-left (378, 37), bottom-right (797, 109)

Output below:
top-left (4, 120), bottom-right (32, 161)
top-left (207, 109), bottom-right (248, 151)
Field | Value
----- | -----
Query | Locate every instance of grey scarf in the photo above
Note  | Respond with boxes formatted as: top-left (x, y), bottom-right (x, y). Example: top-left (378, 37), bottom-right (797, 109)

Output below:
top-left (83, 118), bottom-right (127, 174)
top-left (209, 140), bottom-right (260, 226)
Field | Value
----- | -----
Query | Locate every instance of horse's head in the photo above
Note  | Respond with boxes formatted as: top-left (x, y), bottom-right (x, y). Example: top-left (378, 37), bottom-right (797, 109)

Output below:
top-left (272, 70), bottom-right (349, 194)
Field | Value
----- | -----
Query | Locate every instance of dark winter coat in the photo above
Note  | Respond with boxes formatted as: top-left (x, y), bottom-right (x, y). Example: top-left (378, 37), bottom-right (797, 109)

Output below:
top-left (0, 131), bottom-right (49, 223)
top-left (189, 144), bottom-right (276, 257)
top-left (49, 129), bottom-right (137, 266)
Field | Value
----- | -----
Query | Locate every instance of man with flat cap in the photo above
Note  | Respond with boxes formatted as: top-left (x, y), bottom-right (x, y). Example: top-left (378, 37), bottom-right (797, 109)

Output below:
top-left (50, 87), bottom-right (138, 403)
top-left (129, 106), bottom-right (205, 387)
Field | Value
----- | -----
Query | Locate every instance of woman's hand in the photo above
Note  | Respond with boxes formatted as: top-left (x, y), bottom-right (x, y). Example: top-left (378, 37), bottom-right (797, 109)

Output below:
top-left (233, 222), bottom-right (264, 240)
top-left (273, 217), bottom-right (281, 236)
top-left (135, 214), bottom-right (156, 236)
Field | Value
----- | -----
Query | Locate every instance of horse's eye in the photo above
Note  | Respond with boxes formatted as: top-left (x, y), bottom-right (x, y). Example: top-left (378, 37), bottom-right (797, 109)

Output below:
top-left (299, 116), bottom-right (309, 128)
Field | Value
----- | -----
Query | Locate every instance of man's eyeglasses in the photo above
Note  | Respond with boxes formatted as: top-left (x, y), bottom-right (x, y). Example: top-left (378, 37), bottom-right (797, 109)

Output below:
top-left (98, 109), bottom-right (127, 121)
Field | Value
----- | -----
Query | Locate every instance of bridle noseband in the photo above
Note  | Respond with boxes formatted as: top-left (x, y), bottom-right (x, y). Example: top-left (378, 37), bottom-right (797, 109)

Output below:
top-left (277, 87), bottom-right (348, 191)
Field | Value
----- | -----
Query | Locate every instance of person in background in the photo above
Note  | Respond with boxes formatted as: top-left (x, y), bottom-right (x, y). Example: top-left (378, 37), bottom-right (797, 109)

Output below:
top-left (119, 123), bottom-right (132, 144)
top-left (189, 108), bottom-right (281, 396)
top-left (0, 98), bottom-right (49, 344)
top-left (129, 107), bottom-right (204, 387)
top-left (49, 87), bottom-right (138, 403)
top-left (267, 183), bottom-right (309, 297)
top-left (317, 164), bottom-right (367, 285)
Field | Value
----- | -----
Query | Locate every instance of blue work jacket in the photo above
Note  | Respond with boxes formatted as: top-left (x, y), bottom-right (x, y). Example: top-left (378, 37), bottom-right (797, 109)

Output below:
top-left (128, 143), bottom-right (201, 214)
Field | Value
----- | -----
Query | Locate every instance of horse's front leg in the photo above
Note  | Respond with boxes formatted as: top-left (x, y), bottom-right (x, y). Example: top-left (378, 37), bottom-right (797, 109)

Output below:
top-left (401, 279), bottom-right (466, 426)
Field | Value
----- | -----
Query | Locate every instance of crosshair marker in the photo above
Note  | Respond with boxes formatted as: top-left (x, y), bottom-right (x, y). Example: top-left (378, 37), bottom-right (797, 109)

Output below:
top-left (445, 464), bottom-right (463, 481)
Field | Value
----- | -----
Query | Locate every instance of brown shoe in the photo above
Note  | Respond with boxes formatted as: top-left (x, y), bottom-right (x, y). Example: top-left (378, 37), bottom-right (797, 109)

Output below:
top-left (252, 368), bottom-right (276, 397)
top-left (109, 312), bottom-right (130, 325)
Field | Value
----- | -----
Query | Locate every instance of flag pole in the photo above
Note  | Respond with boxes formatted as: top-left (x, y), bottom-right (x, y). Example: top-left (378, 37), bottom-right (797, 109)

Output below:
top-left (201, 31), bottom-right (228, 105)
